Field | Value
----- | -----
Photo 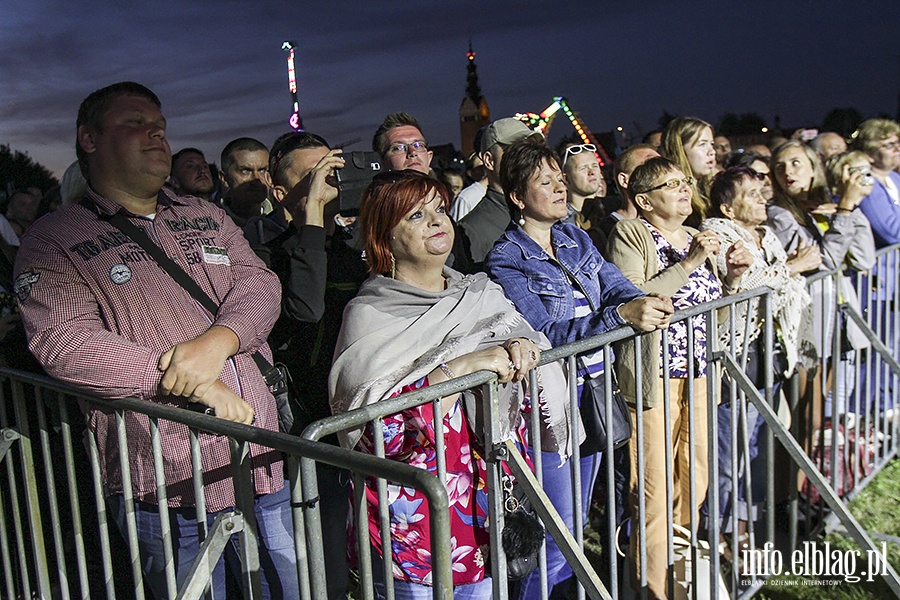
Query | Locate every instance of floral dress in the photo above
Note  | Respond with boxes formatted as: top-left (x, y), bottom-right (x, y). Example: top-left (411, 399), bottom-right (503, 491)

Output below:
top-left (643, 219), bottom-right (722, 378)
top-left (358, 376), bottom-right (531, 586)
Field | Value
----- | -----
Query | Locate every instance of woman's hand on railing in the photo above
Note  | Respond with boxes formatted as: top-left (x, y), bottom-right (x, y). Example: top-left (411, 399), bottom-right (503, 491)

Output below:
top-left (503, 337), bottom-right (541, 381)
top-left (618, 294), bottom-right (674, 331)
top-left (442, 344), bottom-right (537, 386)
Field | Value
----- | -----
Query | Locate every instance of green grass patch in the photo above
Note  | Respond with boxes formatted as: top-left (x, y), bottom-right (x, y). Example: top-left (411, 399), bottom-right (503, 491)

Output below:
top-left (757, 458), bottom-right (900, 599)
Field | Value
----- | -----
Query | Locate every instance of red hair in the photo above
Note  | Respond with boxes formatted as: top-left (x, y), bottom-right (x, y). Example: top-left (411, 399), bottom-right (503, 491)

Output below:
top-left (360, 170), bottom-right (450, 274)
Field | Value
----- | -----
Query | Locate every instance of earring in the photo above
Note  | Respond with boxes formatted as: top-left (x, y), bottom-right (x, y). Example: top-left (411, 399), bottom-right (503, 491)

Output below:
top-left (518, 210), bottom-right (525, 227)
top-left (390, 253), bottom-right (396, 279)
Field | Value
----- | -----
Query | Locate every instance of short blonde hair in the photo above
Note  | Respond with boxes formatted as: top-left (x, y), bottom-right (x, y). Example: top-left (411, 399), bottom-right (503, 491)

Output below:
top-left (825, 150), bottom-right (871, 195)
top-left (851, 119), bottom-right (900, 155)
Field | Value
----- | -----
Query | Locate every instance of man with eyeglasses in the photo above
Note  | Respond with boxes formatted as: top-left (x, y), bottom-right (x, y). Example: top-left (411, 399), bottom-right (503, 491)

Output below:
top-left (372, 112), bottom-right (433, 174)
top-left (560, 142), bottom-right (607, 230)
top-left (454, 117), bottom-right (543, 273)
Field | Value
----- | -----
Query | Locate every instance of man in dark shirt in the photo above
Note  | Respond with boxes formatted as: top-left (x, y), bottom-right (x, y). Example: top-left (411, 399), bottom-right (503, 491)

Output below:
top-left (454, 118), bottom-right (542, 273)
top-left (253, 131), bottom-right (366, 600)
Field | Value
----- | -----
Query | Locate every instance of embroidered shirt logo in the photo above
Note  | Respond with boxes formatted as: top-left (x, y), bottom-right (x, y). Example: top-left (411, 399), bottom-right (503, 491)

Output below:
top-left (13, 271), bottom-right (41, 300)
top-left (109, 264), bottom-right (132, 285)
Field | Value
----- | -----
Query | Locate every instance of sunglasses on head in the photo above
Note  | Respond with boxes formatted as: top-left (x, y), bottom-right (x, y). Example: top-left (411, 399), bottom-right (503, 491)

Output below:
top-left (562, 144), bottom-right (597, 166)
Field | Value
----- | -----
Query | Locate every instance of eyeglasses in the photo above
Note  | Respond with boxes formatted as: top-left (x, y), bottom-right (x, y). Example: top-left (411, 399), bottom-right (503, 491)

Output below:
top-left (638, 176), bottom-right (695, 194)
top-left (878, 140), bottom-right (900, 151)
top-left (562, 144), bottom-right (597, 166)
top-left (386, 141), bottom-right (428, 156)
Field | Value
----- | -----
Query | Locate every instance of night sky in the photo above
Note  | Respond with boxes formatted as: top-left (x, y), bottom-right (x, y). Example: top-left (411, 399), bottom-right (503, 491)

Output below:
top-left (2, 0), bottom-right (898, 179)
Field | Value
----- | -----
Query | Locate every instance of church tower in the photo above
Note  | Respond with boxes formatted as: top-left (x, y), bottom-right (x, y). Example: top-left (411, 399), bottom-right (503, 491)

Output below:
top-left (459, 42), bottom-right (490, 156)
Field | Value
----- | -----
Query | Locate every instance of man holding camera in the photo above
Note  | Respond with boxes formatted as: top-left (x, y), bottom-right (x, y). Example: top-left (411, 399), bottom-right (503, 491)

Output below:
top-left (255, 130), bottom-right (367, 600)
top-left (14, 81), bottom-right (297, 599)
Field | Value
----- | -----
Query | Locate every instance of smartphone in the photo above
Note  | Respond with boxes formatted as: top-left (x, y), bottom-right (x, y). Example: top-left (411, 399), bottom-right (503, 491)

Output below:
top-left (336, 151), bottom-right (384, 216)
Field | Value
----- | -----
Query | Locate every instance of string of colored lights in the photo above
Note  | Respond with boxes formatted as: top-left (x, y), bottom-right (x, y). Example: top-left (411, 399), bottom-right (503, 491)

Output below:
top-left (282, 41), bottom-right (303, 131)
top-left (515, 96), bottom-right (610, 166)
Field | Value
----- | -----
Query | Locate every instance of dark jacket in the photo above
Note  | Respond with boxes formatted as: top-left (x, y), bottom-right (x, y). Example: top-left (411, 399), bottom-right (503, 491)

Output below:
top-left (255, 222), bottom-right (368, 433)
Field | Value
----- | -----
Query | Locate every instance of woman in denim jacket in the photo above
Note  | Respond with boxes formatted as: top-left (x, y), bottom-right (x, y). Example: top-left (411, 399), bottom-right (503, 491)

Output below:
top-left (485, 139), bottom-right (673, 598)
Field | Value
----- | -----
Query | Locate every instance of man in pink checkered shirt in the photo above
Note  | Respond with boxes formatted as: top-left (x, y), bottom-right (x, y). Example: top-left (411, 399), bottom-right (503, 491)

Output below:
top-left (14, 82), bottom-right (298, 599)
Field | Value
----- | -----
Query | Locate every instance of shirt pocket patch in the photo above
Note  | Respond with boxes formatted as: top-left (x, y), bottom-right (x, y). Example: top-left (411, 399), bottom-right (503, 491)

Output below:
top-left (202, 245), bottom-right (230, 266)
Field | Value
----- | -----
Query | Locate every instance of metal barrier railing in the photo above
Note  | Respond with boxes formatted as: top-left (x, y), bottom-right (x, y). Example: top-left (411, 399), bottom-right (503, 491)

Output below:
top-left (0, 368), bottom-right (453, 600)
top-left (3, 245), bottom-right (900, 600)
top-left (305, 255), bottom-right (900, 599)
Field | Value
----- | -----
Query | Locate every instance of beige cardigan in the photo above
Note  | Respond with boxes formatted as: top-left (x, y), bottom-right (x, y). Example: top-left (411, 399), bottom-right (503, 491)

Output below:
top-left (607, 218), bottom-right (732, 408)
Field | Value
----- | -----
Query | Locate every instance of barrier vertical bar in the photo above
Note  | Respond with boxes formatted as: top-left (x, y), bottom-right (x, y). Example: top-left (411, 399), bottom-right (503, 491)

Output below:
top-left (59, 399), bottom-right (90, 600)
top-left (33, 387), bottom-right (70, 600)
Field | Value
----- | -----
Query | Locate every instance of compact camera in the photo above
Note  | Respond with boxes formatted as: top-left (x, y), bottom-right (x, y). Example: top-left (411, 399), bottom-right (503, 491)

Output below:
top-left (849, 165), bottom-right (875, 187)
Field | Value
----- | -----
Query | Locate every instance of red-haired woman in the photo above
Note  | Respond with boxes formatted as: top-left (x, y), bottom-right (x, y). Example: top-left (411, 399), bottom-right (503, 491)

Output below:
top-left (329, 170), bottom-right (574, 598)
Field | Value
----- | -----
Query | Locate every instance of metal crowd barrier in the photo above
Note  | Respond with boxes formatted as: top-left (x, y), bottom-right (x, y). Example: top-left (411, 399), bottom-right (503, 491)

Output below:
top-left (304, 251), bottom-right (900, 600)
top-left (3, 247), bottom-right (900, 600)
top-left (0, 368), bottom-right (454, 600)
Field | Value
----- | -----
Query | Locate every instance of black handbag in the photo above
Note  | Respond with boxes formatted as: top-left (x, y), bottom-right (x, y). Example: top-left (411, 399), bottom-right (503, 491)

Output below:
top-left (500, 474), bottom-right (545, 580)
top-left (578, 368), bottom-right (632, 455)
top-left (92, 204), bottom-right (294, 432)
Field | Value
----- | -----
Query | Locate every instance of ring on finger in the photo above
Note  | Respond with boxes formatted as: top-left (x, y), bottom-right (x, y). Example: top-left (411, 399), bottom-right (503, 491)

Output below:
top-left (507, 360), bottom-right (515, 370)
top-left (530, 350), bottom-right (536, 360)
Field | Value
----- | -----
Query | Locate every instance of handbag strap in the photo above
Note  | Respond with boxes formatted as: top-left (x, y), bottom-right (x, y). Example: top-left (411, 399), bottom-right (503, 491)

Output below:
top-left (85, 198), bottom-right (275, 375)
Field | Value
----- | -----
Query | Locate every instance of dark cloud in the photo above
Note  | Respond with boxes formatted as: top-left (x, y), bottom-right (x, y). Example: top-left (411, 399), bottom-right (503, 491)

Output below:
top-left (2, 0), bottom-right (898, 178)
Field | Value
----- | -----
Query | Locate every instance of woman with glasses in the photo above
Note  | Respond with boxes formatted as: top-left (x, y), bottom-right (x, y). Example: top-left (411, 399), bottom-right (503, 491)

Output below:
top-left (700, 166), bottom-right (819, 558)
top-left (607, 156), bottom-right (751, 599)
top-left (330, 170), bottom-right (574, 599)
top-left (484, 139), bottom-right (673, 598)
top-left (661, 116), bottom-right (719, 227)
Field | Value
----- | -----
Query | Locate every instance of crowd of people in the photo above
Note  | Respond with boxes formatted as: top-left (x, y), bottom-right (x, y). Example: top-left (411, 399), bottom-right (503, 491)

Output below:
top-left (5, 80), bottom-right (900, 599)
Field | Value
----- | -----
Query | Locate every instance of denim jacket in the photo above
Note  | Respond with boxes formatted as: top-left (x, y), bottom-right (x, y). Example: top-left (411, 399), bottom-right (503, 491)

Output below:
top-left (484, 221), bottom-right (645, 348)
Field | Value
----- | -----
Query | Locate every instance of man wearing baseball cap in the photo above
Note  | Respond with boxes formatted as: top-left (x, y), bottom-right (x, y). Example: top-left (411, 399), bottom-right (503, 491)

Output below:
top-left (454, 117), bottom-right (543, 273)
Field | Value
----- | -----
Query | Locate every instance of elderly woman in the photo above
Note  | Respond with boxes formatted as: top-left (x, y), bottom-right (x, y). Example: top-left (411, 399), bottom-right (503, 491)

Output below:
top-left (724, 150), bottom-right (775, 202)
top-left (701, 166), bottom-right (819, 551)
top-left (607, 156), bottom-right (751, 599)
top-left (329, 170), bottom-right (573, 599)
top-left (852, 119), bottom-right (900, 247)
top-left (484, 139), bottom-right (673, 598)
top-left (768, 142), bottom-right (875, 434)
top-left (661, 117), bottom-right (719, 227)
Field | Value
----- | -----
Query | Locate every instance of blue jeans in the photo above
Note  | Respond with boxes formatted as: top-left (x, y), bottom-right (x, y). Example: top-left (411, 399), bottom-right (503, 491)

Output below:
top-left (518, 451), bottom-right (601, 599)
top-left (109, 484), bottom-right (299, 600)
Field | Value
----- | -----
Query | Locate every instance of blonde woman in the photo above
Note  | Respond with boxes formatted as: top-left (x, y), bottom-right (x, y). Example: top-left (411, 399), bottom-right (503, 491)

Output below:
top-left (661, 116), bottom-right (718, 227)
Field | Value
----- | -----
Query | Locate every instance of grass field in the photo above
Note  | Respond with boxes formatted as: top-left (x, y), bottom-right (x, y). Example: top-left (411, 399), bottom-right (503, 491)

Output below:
top-left (581, 459), bottom-right (900, 599)
top-left (754, 458), bottom-right (900, 599)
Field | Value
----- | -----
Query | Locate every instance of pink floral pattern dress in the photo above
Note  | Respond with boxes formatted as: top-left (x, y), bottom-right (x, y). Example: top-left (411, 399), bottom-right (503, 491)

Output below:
top-left (358, 376), bottom-right (531, 586)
